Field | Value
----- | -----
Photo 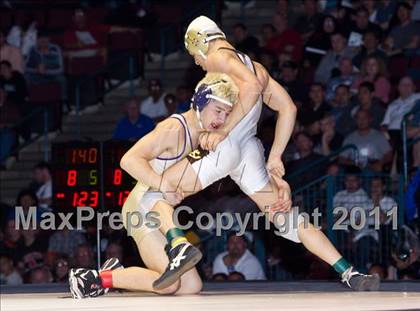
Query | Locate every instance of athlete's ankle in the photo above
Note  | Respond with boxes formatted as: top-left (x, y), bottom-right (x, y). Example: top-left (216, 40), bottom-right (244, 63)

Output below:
top-left (166, 228), bottom-right (188, 248)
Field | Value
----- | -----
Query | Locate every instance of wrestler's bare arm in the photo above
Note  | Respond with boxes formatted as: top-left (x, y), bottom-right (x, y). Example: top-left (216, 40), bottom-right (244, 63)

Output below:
top-left (258, 63), bottom-right (297, 158)
top-left (120, 119), bottom-right (184, 190)
top-left (206, 52), bottom-right (263, 133)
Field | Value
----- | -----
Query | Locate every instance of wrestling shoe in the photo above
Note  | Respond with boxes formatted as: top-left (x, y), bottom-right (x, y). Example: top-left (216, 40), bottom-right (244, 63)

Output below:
top-left (153, 242), bottom-right (202, 290)
top-left (341, 266), bottom-right (380, 291)
top-left (69, 258), bottom-right (123, 299)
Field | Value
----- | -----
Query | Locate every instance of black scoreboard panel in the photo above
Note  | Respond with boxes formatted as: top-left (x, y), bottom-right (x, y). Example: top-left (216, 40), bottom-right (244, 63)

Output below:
top-left (52, 141), bottom-right (136, 211)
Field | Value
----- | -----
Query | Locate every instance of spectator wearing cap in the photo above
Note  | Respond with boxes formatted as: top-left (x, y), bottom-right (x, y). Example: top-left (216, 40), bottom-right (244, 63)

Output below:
top-left (140, 79), bottom-right (168, 121)
top-left (352, 55), bottom-right (390, 103)
top-left (285, 131), bottom-right (326, 189)
top-left (298, 83), bottom-right (330, 127)
top-left (325, 57), bottom-right (357, 101)
top-left (0, 30), bottom-right (23, 73)
top-left (340, 109), bottom-right (392, 172)
top-left (25, 31), bottom-right (67, 100)
top-left (352, 30), bottom-right (387, 70)
top-left (388, 3), bottom-right (420, 51)
top-left (279, 61), bottom-right (308, 107)
top-left (315, 32), bottom-right (355, 84)
top-left (232, 23), bottom-right (260, 57)
top-left (351, 82), bottom-right (385, 130)
top-left (212, 233), bottom-right (266, 280)
top-left (113, 97), bottom-right (154, 141)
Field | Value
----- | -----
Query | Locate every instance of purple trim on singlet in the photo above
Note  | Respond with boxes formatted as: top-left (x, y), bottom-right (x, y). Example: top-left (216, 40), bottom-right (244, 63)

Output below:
top-left (156, 114), bottom-right (191, 161)
top-left (178, 114), bottom-right (193, 149)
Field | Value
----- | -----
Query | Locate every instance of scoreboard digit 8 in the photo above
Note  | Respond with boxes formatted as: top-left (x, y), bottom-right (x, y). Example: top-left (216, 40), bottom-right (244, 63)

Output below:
top-left (52, 141), bottom-right (136, 211)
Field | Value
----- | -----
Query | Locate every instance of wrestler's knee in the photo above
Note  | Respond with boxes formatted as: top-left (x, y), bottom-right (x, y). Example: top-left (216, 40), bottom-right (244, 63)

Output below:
top-left (272, 207), bottom-right (304, 244)
top-left (177, 277), bottom-right (203, 295)
top-left (155, 279), bottom-right (181, 295)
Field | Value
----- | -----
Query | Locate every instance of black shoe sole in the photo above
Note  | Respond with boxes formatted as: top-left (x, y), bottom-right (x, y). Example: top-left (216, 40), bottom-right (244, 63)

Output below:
top-left (354, 273), bottom-right (381, 291)
top-left (152, 248), bottom-right (203, 291)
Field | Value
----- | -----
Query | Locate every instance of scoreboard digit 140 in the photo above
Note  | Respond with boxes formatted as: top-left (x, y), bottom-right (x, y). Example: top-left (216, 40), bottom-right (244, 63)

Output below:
top-left (51, 141), bottom-right (136, 211)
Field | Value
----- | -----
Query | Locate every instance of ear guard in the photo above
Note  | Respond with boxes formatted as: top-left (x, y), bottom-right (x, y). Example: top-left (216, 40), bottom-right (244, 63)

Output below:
top-left (184, 29), bottom-right (226, 58)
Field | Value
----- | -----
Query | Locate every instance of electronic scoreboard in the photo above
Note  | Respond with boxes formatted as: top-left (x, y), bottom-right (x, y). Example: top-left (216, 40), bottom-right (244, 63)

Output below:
top-left (51, 141), bottom-right (136, 211)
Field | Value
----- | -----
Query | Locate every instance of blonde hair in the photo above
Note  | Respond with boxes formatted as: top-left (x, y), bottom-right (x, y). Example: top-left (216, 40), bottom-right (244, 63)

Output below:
top-left (196, 72), bottom-right (239, 106)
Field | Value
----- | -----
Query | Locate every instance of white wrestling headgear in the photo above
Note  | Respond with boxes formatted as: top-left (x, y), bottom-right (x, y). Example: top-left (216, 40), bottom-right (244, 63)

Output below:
top-left (184, 16), bottom-right (226, 59)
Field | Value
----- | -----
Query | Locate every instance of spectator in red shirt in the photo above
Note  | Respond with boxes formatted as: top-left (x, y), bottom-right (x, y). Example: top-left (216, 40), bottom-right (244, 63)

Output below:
top-left (63, 9), bottom-right (111, 59)
top-left (265, 13), bottom-right (303, 62)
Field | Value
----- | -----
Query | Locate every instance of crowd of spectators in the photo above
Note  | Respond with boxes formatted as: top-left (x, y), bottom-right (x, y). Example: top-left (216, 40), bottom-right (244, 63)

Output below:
top-left (1, 0), bottom-right (420, 284)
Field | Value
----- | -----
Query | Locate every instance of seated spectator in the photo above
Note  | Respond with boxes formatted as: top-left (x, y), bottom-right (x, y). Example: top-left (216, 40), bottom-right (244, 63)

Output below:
top-left (63, 8), bottom-right (134, 60)
top-left (329, 85), bottom-right (354, 135)
top-left (326, 57), bottom-right (357, 101)
top-left (164, 94), bottom-right (177, 116)
top-left (29, 162), bottom-right (52, 212)
top-left (298, 83), bottom-right (330, 127)
top-left (315, 32), bottom-right (355, 84)
top-left (370, 177), bottom-right (397, 225)
top-left (140, 79), bottom-right (168, 121)
top-left (105, 242), bottom-right (123, 264)
top-left (63, 9), bottom-right (111, 59)
top-left (316, 113), bottom-right (343, 156)
top-left (21, 223), bottom-right (48, 256)
top-left (53, 255), bottom-right (69, 283)
top-left (278, 61), bottom-right (307, 107)
top-left (73, 243), bottom-right (95, 269)
top-left (332, 167), bottom-right (371, 221)
top-left (0, 255), bottom-right (23, 285)
top-left (0, 220), bottom-right (23, 264)
top-left (212, 233), bottom-right (266, 280)
top-left (29, 266), bottom-right (53, 284)
top-left (7, 18), bottom-right (37, 58)
top-left (232, 23), bottom-right (260, 57)
top-left (266, 14), bottom-right (302, 62)
top-left (351, 82), bottom-right (385, 130)
top-left (304, 15), bottom-right (337, 67)
top-left (260, 50), bottom-right (280, 80)
top-left (381, 76), bottom-right (420, 167)
top-left (12, 189), bottom-right (42, 222)
top-left (0, 60), bottom-right (28, 114)
top-left (227, 271), bottom-right (246, 281)
top-left (212, 273), bottom-right (228, 281)
top-left (352, 56), bottom-right (390, 103)
top-left (340, 110), bottom-right (392, 172)
top-left (286, 131), bottom-right (326, 189)
top-left (113, 98), bottom-right (154, 141)
top-left (348, 7), bottom-right (383, 47)
top-left (406, 100), bottom-right (420, 167)
top-left (352, 30), bottom-right (387, 69)
top-left (387, 3), bottom-right (420, 52)
top-left (25, 31), bottom-right (67, 100)
top-left (175, 85), bottom-right (192, 113)
top-left (294, 0), bottom-right (323, 42)
top-left (0, 30), bottom-right (23, 73)
top-left (375, 0), bottom-right (397, 29)
top-left (48, 227), bottom-right (86, 258)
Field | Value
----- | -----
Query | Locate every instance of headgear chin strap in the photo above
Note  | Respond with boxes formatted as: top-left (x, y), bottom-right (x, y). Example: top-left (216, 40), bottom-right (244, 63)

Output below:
top-left (191, 81), bottom-right (234, 129)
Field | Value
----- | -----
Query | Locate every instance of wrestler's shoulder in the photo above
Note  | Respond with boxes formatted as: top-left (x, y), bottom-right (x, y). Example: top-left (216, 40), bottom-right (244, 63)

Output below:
top-left (155, 117), bottom-right (185, 132)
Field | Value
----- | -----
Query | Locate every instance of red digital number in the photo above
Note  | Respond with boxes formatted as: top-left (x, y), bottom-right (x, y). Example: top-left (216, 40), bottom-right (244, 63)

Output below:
top-left (90, 191), bottom-right (99, 207)
top-left (113, 169), bottom-right (122, 185)
top-left (67, 170), bottom-right (77, 186)
top-left (118, 191), bottom-right (130, 206)
top-left (88, 148), bottom-right (97, 163)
